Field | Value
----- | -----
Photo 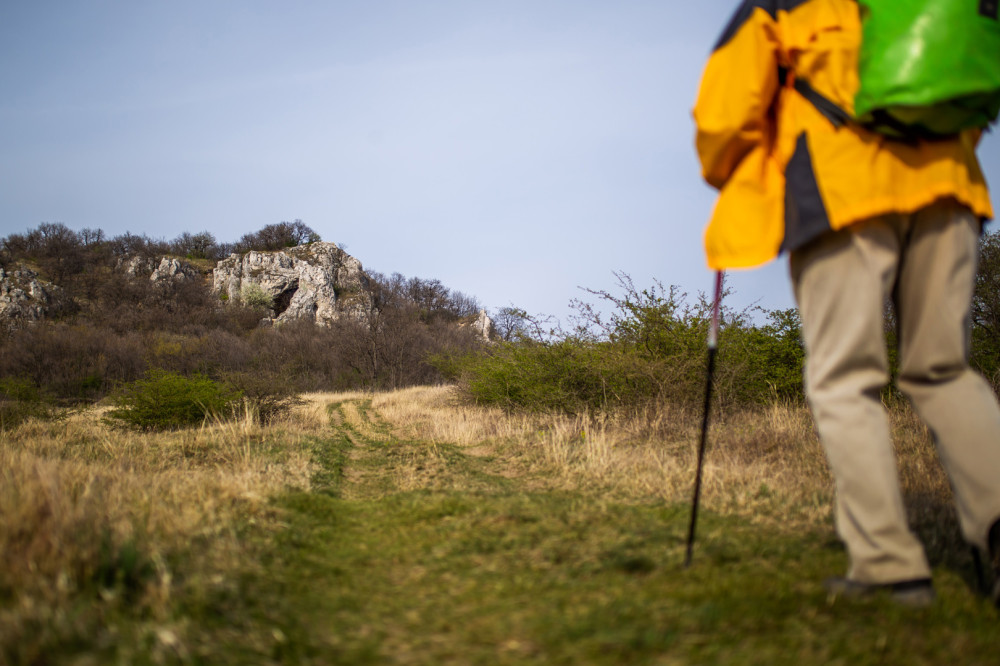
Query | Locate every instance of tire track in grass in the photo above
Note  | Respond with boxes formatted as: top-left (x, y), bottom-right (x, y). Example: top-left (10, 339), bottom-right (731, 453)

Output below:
top-left (232, 397), bottom-right (1000, 665)
top-left (333, 397), bottom-right (517, 500)
top-left (252, 396), bottom-right (535, 662)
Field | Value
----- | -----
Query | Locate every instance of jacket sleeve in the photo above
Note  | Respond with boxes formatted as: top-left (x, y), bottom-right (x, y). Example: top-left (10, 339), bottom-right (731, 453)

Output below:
top-left (693, 2), bottom-right (782, 190)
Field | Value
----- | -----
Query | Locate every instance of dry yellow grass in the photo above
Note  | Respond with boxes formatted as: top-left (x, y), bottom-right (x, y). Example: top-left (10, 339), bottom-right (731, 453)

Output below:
top-left (373, 386), bottom-right (949, 534)
top-left (0, 385), bottom-right (956, 657)
top-left (0, 397), bottom-right (327, 647)
top-left (1, 388), bottom-right (951, 584)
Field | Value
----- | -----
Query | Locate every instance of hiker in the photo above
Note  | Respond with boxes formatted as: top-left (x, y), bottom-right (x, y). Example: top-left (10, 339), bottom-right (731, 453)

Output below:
top-left (693, 0), bottom-right (1000, 607)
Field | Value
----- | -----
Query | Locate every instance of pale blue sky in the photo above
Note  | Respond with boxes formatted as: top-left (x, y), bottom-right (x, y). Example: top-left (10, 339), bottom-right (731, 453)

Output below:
top-left (2, 1), bottom-right (997, 323)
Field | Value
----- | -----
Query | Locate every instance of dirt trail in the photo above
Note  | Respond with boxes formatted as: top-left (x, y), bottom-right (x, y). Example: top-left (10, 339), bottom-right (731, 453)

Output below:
top-left (327, 397), bottom-right (517, 501)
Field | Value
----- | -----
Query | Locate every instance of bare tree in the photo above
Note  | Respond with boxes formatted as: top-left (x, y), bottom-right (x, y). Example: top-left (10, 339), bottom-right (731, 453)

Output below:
top-left (491, 306), bottom-right (531, 342)
top-left (171, 231), bottom-right (218, 259)
top-left (79, 228), bottom-right (105, 247)
top-left (235, 220), bottom-right (321, 253)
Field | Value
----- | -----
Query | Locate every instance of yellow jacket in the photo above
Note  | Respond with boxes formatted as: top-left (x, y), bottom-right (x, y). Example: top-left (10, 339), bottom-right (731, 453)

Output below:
top-left (694, 0), bottom-right (994, 270)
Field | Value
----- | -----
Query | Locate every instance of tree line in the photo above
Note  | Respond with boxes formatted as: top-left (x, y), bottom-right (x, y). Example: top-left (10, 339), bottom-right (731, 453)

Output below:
top-left (1, 219), bottom-right (320, 273)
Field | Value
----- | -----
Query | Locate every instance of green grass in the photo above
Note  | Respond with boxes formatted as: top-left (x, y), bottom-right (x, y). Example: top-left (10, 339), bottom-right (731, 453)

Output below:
top-left (229, 497), bottom-right (996, 665)
top-left (8, 398), bottom-right (999, 664)
top-left (149, 398), bottom-right (997, 665)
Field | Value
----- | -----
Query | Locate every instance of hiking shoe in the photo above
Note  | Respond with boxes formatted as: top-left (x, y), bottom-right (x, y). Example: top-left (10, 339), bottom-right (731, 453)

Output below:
top-left (824, 577), bottom-right (936, 608)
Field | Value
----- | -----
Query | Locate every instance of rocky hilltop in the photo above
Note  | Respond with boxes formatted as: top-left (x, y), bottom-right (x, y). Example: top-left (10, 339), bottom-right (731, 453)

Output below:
top-left (1, 240), bottom-right (494, 337)
top-left (213, 242), bottom-right (372, 326)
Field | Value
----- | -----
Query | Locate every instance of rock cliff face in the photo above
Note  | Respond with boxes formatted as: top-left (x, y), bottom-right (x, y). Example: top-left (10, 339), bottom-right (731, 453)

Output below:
top-left (118, 255), bottom-right (158, 278)
top-left (0, 266), bottom-right (63, 330)
top-left (465, 309), bottom-right (496, 341)
top-left (212, 242), bottom-right (373, 326)
top-left (151, 257), bottom-right (199, 284)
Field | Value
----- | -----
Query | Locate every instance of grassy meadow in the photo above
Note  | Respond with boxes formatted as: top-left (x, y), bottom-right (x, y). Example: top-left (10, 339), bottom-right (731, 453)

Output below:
top-left (1, 386), bottom-right (997, 664)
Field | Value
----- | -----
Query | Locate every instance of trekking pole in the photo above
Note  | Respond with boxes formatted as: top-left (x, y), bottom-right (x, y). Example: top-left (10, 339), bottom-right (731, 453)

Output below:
top-left (684, 270), bottom-right (724, 568)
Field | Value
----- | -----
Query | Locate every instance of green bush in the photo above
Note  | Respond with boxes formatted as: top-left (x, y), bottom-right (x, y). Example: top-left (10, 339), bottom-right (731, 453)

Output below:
top-left (218, 370), bottom-right (301, 424)
top-left (447, 274), bottom-right (807, 414)
top-left (449, 340), bottom-right (664, 414)
top-left (0, 377), bottom-right (52, 430)
top-left (106, 369), bottom-right (243, 430)
top-left (717, 308), bottom-right (805, 404)
top-left (0, 376), bottom-right (43, 403)
top-left (240, 282), bottom-right (274, 311)
top-left (0, 399), bottom-right (51, 430)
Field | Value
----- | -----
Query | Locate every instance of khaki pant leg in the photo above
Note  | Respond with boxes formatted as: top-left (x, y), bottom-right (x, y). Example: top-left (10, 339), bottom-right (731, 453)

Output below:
top-left (894, 203), bottom-right (1000, 551)
top-left (790, 217), bottom-right (931, 583)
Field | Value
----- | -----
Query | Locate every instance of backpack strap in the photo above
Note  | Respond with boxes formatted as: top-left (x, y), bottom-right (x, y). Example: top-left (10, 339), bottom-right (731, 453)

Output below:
top-left (865, 108), bottom-right (954, 141)
top-left (787, 71), bottom-right (952, 143)
top-left (779, 66), bottom-right (852, 129)
top-left (791, 77), bottom-right (851, 129)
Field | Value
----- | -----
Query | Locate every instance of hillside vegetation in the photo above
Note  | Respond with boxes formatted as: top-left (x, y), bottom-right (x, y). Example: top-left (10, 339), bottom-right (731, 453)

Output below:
top-left (3, 222), bottom-right (1000, 427)
top-left (0, 222), bottom-right (486, 429)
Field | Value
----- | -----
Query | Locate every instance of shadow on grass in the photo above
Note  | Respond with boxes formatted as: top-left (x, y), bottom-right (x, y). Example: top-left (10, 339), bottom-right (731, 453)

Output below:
top-left (907, 490), bottom-right (992, 598)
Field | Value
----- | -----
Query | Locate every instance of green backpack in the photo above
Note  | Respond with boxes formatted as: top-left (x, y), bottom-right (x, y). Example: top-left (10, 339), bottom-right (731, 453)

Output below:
top-left (795, 0), bottom-right (1000, 139)
top-left (854, 0), bottom-right (1000, 139)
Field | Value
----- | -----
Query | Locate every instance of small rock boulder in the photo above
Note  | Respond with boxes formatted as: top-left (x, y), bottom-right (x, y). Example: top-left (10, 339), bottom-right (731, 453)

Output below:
top-left (150, 257), bottom-right (199, 283)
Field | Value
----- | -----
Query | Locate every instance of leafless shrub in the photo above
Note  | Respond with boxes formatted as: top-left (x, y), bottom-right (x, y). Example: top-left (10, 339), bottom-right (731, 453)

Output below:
top-left (0, 324), bottom-right (145, 401)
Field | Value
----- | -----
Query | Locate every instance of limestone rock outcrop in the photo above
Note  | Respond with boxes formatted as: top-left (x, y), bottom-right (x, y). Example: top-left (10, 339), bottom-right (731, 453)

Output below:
top-left (0, 266), bottom-right (63, 330)
top-left (212, 242), bottom-right (372, 326)
top-left (150, 257), bottom-right (199, 283)
top-left (118, 255), bottom-right (158, 278)
top-left (465, 309), bottom-right (496, 342)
